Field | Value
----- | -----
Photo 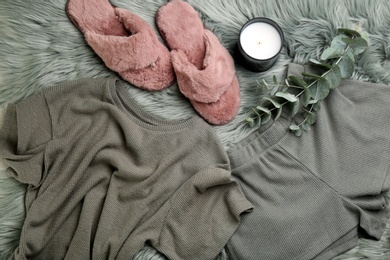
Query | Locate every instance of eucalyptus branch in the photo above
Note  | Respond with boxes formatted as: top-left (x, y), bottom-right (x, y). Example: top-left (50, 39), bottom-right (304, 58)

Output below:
top-left (246, 25), bottom-right (368, 136)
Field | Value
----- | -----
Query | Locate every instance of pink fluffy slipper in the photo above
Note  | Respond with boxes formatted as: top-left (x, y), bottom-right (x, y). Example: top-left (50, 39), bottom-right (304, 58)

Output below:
top-left (156, 0), bottom-right (240, 125)
top-left (66, 0), bottom-right (175, 91)
top-left (191, 77), bottom-right (240, 125)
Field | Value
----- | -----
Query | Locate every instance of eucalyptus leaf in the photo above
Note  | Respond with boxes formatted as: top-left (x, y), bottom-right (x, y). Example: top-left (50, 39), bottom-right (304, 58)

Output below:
top-left (289, 124), bottom-right (300, 131)
top-left (323, 65), bottom-right (341, 89)
top-left (246, 117), bottom-right (255, 127)
top-left (302, 89), bottom-right (311, 107)
top-left (289, 75), bottom-right (308, 89)
top-left (321, 47), bottom-right (342, 60)
top-left (275, 92), bottom-right (298, 102)
top-left (285, 78), bottom-right (291, 87)
top-left (301, 122), bottom-right (312, 131)
top-left (305, 111), bottom-right (317, 125)
top-left (273, 75), bottom-right (278, 85)
top-left (261, 112), bottom-right (272, 125)
top-left (338, 55), bottom-right (354, 78)
top-left (309, 59), bottom-right (333, 69)
top-left (359, 31), bottom-right (369, 43)
top-left (302, 72), bottom-right (322, 79)
top-left (342, 37), bottom-right (368, 55)
top-left (289, 99), bottom-right (300, 118)
top-left (294, 128), bottom-right (303, 137)
top-left (345, 48), bottom-right (355, 63)
top-left (309, 77), bottom-right (330, 100)
top-left (330, 35), bottom-right (349, 50)
top-left (263, 96), bottom-right (281, 108)
top-left (270, 85), bottom-right (279, 96)
top-left (312, 101), bottom-right (321, 112)
top-left (256, 106), bottom-right (271, 114)
top-left (337, 28), bottom-right (361, 38)
top-left (256, 117), bottom-right (262, 127)
top-left (275, 106), bottom-right (283, 121)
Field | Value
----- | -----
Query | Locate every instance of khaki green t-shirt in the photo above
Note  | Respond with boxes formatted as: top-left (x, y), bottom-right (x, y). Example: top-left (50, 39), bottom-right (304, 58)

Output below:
top-left (0, 78), bottom-right (253, 260)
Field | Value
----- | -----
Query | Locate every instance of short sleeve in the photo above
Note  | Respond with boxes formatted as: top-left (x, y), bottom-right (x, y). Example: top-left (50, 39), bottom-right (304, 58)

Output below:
top-left (155, 166), bottom-right (253, 260)
top-left (0, 91), bottom-right (52, 186)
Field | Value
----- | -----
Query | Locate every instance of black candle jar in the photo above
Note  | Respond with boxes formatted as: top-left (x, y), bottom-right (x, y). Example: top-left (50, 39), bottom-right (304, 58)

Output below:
top-left (236, 17), bottom-right (284, 72)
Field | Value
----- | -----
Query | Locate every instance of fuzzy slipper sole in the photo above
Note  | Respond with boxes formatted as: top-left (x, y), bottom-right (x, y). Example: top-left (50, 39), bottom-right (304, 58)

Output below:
top-left (66, 0), bottom-right (175, 91)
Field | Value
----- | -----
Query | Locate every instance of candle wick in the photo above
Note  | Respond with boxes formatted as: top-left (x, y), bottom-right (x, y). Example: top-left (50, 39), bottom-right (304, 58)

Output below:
top-left (258, 41), bottom-right (261, 45)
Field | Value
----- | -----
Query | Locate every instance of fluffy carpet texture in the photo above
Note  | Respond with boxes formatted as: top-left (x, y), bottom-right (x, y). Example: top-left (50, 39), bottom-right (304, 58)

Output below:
top-left (0, 0), bottom-right (390, 259)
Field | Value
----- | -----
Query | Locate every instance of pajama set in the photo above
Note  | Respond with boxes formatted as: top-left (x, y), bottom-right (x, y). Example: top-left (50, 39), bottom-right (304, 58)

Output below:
top-left (1, 63), bottom-right (390, 260)
top-left (0, 78), bottom-right (253, 260)
top-left (226, 63), bottom-right (390, 260)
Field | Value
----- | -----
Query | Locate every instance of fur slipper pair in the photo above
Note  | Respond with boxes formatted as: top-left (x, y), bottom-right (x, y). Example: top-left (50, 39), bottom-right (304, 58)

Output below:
top-left (66, 0), bottom-right (239, 125)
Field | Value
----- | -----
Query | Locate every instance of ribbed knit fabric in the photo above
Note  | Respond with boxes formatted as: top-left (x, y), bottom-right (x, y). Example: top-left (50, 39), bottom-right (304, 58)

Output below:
top-left (0, 78), bottom-right (253, 260)
top-left (226, 63), bottom-right (390, 260)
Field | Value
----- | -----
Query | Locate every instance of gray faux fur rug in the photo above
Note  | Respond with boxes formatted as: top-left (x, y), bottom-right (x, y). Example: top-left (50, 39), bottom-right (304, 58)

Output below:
top-left (1, 0), bottom-right (390, 259)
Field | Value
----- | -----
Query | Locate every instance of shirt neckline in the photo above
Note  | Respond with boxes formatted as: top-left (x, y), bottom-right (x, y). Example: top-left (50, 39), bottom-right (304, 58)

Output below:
top-left (108, 78), bottom-right (201, 132)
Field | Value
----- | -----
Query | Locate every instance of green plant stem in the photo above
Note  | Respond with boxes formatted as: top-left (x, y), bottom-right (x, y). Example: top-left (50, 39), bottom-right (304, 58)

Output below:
top-left (254, 45), bottom-right (352, 117)
top-left (247, 24), bottom-right (367, 138)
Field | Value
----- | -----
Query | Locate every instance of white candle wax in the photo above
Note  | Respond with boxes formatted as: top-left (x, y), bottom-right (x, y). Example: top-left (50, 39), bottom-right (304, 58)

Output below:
top-left (240, 22), bottom-right (282, 60)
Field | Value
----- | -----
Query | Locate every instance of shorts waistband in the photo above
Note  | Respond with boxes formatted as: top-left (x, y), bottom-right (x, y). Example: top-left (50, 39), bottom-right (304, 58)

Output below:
top-left (227, 112), bottom-right (291, 168)
top-left (227, 63), bottom-right (309, 168)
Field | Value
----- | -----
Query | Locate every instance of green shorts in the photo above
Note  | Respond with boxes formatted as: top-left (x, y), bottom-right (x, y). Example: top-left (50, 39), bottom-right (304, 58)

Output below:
top-left (226, 64), bottom-right (390, 260)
